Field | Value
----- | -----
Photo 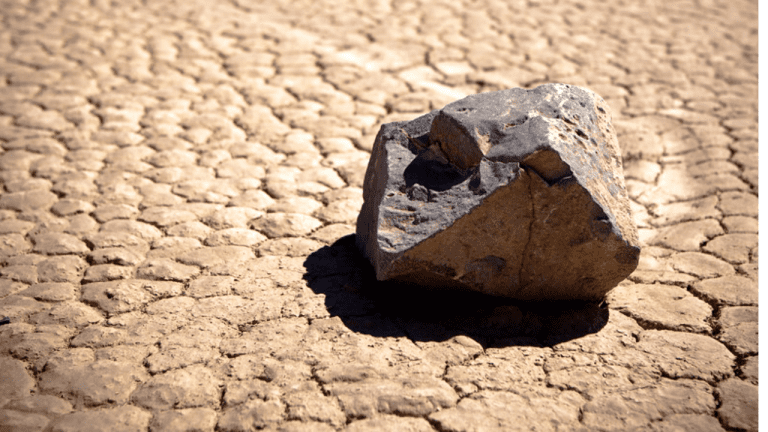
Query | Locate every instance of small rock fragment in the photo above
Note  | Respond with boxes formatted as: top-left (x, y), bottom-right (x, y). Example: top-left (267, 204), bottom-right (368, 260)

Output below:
top-left (357, 84), bottom-right (639, 300)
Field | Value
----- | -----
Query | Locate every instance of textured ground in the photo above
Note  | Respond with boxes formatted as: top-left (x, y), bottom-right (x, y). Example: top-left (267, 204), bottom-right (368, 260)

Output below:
top-left (0, 0), bottom-right (758, 431)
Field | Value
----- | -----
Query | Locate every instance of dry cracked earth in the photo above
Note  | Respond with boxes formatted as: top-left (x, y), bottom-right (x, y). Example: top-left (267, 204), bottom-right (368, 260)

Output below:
top-left (0, 0), bottom-right (758, 431)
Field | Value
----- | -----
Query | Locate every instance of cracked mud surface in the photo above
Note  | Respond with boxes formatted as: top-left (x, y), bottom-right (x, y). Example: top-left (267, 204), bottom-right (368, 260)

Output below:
top-left (0, 0), bottom-right (758, 430)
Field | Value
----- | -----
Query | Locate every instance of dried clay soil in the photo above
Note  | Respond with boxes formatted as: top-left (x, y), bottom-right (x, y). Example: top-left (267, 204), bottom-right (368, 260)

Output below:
top-left (0, 0), bottom-right (758, 431)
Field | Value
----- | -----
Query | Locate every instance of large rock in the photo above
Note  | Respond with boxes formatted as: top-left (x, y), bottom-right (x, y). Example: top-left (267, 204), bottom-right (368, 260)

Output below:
top-left (356, 83), bottom-right (639, 300)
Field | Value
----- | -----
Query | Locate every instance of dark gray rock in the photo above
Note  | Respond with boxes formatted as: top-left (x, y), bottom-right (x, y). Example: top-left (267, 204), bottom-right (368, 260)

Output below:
top-left (356, 84), bottom-right (640, 300)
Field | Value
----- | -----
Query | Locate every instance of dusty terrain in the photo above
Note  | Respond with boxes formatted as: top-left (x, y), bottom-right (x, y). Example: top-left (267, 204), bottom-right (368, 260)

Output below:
top-left (0, 0), bottom-right (758, 430)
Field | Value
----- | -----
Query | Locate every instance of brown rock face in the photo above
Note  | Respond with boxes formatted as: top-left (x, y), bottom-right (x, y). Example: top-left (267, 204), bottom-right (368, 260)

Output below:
top-left (356, 84), bottom-right (640, 300)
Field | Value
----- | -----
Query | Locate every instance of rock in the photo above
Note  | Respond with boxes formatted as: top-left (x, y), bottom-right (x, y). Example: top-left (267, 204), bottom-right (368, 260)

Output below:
top-left (357, 84), bottom-right (639, 300)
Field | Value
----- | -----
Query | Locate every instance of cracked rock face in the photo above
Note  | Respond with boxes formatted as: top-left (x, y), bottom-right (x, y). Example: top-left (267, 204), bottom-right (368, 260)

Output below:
top-left (356, 83), bottom-right (640, 300)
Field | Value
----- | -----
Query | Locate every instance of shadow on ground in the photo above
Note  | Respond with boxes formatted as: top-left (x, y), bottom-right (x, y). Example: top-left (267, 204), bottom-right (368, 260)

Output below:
top-left (303, 235), bottom-right (609, 348)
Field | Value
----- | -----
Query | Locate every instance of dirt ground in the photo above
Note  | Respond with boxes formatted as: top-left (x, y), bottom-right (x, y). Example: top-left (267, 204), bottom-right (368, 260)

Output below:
top-left (0, 0), bottom-right (758, 430)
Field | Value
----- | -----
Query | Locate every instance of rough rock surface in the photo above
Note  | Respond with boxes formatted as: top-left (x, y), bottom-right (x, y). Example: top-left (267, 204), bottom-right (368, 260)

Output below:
top-left (357, 84), bottom-right (639, 299)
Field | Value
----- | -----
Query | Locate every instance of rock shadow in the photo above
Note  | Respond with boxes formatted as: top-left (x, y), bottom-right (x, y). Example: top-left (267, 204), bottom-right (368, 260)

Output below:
top-left (302, 235), bottom-right (609, 348)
